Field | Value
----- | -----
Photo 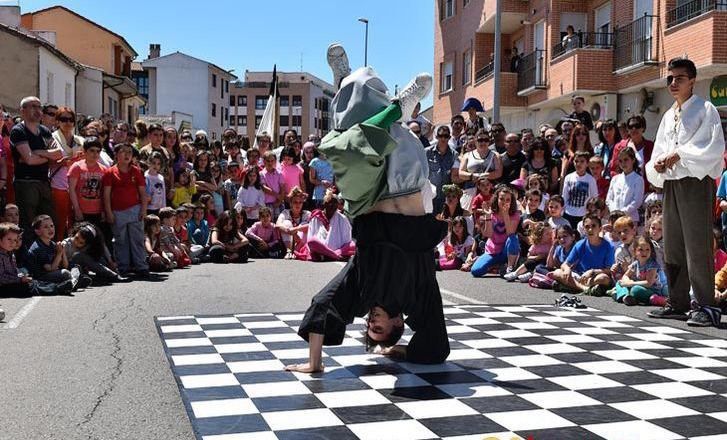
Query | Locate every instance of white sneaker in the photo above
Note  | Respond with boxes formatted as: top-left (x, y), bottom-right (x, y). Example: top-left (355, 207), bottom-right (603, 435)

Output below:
top-left (503, 271), bottom-right (519, 282)
top-left (518, 272), bottom-right (533, 283)
top-left (0, 307), bottom-right (5, 322)
top-left (327, 43), bottom-right (351, 90)
top-left (396, 73), bottom-right (432, 122)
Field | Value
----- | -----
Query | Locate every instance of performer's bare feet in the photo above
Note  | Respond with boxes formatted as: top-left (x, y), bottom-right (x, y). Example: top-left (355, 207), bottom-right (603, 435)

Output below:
top-left (284, 362), bottom-right (324, 373)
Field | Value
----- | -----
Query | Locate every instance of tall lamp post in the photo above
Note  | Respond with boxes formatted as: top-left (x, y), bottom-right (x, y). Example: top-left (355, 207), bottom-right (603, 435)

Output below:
top-left (358, 17), bottom-right (369, 66)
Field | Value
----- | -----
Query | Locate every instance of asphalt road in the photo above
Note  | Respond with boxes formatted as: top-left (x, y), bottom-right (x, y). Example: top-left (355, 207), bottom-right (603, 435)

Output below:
top-left (1, 259), bottom-right (724, 440)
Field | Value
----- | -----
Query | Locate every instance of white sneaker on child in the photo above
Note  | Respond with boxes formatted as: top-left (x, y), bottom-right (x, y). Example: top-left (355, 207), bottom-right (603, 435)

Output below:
top-left (503, 271), bottom-right (519, 282)
top-left (517, 272), bottom-right (533, 283)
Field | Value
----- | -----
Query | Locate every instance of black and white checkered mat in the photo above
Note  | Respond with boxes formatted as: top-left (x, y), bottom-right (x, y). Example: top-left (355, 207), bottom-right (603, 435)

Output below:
top-left (155, 305), bottom-right (727, 440)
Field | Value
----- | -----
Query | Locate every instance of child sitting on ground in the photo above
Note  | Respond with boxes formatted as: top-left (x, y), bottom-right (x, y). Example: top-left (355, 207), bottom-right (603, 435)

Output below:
top-left (62, 222), bottom-right (126, 283)
top-left (187, 204), bottom-right (210, 251)
top-left (26, 215), bottom-right (73, 284)
top-left (437, 216), bottom-right (474, 271)
top-left (158, 207), bottom-right (192, 268)
top-left (0, 222), bottom-right (42, 298)
top-left (144, 214), bottom-right (174, 272)
top-left (208, 210), bottom-right (249, 263)
top-left (518, 188), bottom-right (546, 256)
top-left (1, 203), bottom-right (20, 225)
top-left (504, 221), bottom-right (552, 282)
top-left (245, 206), bottom-right (286, 259)
top-left (461, 215), bottom-right (488, 272)
top-left (539, 224), bottom-right (577, 275)
top-left (550, 214), bottom-right (614, 295)
top-left (613, 235), bottom-right (663, 306)
top-left (611, 216), bottom-right (636, 282)
top-left (470, 185), bottom-right (521, 277)
top-left (236, 165), bottom-right (266, 228)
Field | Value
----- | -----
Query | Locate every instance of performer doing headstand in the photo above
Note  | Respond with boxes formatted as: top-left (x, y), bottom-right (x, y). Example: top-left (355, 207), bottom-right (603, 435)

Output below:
top-left (285, 44), bottom-right (450, 373)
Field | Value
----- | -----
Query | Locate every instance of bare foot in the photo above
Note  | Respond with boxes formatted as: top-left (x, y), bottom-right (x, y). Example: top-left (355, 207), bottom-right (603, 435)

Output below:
top-left (284, 362), bottom-right (324, 373)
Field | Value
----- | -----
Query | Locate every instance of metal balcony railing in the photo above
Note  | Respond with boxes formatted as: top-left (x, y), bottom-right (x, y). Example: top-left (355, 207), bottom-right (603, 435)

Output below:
top-left (667, 0), bottom-right (727, 27)
top-left (613, 14), bottom-right (658, 71)
top-left (474, 62), bottom-right (494, 83)
top-left (517, 49), bottom-right (546, 92)
top-left (552, 31), bottom-right (614, 60)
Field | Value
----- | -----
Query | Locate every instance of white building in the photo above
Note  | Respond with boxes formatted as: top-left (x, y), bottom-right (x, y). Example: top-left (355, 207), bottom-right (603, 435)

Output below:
top-left (141, 46), bottom-right (236, 140)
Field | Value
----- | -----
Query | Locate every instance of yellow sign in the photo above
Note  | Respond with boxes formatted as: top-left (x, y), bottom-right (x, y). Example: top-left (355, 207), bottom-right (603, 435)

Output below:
top-left (710, 75), bottom-right (727, 107)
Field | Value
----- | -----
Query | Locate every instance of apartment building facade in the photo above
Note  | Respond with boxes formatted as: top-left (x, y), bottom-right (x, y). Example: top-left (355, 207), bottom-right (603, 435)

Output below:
top-left (21, 5), bottom-right (144, 123)
top-left (434, 0), bottom-right (727, 139)
top-left (140, 45), bottom-right (236, 140)
top-left (228, 71), bottom-right (335, 145)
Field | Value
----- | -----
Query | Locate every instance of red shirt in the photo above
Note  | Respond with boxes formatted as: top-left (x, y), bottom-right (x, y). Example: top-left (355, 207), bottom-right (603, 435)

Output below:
top-left (68, 160), bottom-right (107, 214)
top-left (596, 176), bottom-right (610, 200)
top-left (102, 165), bottom-right (144, 212)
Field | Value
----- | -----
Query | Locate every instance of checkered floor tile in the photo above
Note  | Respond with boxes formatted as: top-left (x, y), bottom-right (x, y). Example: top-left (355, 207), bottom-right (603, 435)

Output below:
top-left (155, 305), bottom-right (727, 440)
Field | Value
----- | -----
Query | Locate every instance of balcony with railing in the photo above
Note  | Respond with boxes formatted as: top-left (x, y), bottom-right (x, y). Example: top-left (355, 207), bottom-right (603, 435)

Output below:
top-left (548, 31), bottom-right (616, 94)
top-left (613, 14), bottom-right (659, 72)
top-left (551, 31), bottom-right (614, 61)
top-left (472, 60), bottom-right (526, 108)
top-left (517, 49), bottom-right (546, 96)
top-left (667, 0), bottom-right (727, 28)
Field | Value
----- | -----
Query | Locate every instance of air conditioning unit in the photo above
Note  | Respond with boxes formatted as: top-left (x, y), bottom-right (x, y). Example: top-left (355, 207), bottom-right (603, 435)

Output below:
top-left (589, 94), bottom-right (617, 121)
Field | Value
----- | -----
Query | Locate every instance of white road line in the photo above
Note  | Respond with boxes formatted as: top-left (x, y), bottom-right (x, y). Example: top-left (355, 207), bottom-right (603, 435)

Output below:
top-left (1, 296), bottom-right (42, 330)
top-left (440, 288), bottom-right (483, 305)
top-left (442, 298), bottom-right (456, 305)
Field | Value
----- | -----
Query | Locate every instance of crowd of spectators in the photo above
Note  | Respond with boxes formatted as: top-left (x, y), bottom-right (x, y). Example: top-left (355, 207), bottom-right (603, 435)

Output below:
top-left (1, 91), bottom-right (726, 327)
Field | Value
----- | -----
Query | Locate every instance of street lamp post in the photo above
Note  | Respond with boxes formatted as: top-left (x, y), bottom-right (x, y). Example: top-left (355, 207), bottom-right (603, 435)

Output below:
top-left (358, 17), bottom-right (369, 66)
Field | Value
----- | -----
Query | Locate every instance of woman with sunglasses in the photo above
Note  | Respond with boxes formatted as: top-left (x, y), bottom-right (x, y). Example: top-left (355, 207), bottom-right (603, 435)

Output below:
top-left (50, 107), bottom-right (83, 239)
top-left (520, 137), bottom-right (559, 194)
top-left (459, 128), bottom-right (502, 191)
top-left (609, 115), bottom-right (653, 181)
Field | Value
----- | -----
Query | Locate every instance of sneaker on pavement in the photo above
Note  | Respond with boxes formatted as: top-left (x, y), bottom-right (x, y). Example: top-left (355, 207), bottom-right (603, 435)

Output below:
top-left (647, 306), bottom-right (688, 321)
top-left (0, 307), bottom-right (5, 322)
top-left (623, 295), bottom-right (638, 306)
top-left (327, 43), bottom-right (351, 90)
top-left (517, 272), bottom-right (533, 283)
top-left (650, 294), bottom-right (668, 307)
top-left (77, 275), bottom-right (93, 289)
top-left (396, 73), bottom-right (433, 123)
top-left (503, 271), bottom-right (519, 282)
top-left (687, 306), bottom-right (722, 327)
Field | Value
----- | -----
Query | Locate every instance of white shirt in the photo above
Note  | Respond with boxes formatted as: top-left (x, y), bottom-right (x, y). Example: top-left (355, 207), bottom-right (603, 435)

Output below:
top-left (606, 170), bottom-right (644, 223)
top-left (646, 94), bottom-right (725, 187)
top-left (308, 211), bottom-right (352, 250)
top-left (561, 171), bottom-right (598, 217)
top-left (235, 186), bottom-right (265, 220)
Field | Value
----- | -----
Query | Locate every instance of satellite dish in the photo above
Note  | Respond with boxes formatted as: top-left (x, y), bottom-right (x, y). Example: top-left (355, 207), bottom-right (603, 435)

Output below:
top-left (590, 102), bottom-right (601, 121)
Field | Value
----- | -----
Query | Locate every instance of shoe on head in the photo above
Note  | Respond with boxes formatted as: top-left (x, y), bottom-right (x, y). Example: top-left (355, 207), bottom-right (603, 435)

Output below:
top-left (327, 43), bottom-right (351, 90)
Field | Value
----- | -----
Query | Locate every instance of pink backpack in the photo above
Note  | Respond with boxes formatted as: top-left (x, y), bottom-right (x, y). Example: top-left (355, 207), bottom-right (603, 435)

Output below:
top-left (529, 272), bottom-right (556, 289)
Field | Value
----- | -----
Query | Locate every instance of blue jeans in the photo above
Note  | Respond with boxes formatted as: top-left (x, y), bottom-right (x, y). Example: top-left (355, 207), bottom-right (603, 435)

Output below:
top-left (471, 234), bottom-right (520, 277)
top-left (112, 205), bottom-right (148, 273)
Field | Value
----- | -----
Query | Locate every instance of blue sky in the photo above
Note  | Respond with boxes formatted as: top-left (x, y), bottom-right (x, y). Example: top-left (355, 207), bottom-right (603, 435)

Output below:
top-left (20, 0), bottom-right (436, 107)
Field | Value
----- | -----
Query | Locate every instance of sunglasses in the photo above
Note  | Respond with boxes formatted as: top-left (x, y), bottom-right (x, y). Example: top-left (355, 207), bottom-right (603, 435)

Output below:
top-left (58, 116), bottom-right (74, 123)
top-left (628, 124), bottom-right (642, 130)
top-left (666, 74), bottom-right (691, 86)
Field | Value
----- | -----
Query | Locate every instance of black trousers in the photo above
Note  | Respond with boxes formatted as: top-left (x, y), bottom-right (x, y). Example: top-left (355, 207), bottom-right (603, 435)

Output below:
top-left (663, 177), bottom-right (716, 310)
